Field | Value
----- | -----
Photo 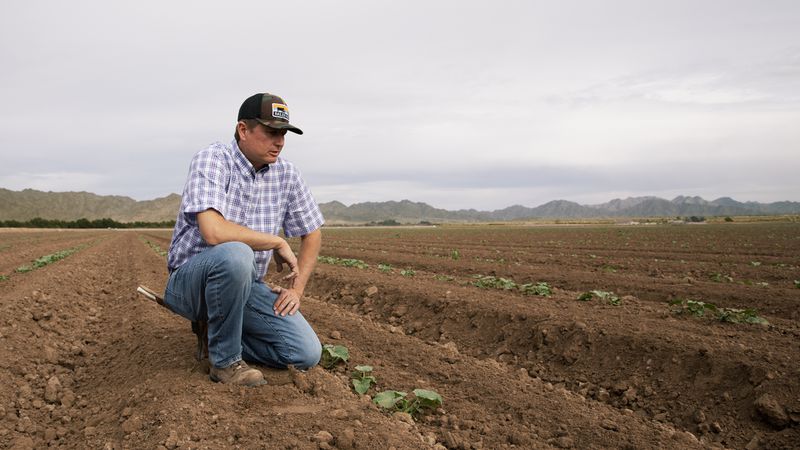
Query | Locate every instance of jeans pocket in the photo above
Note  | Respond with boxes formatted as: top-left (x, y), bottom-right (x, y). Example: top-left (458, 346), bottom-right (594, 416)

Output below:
top-left (164, 276), bottom-right (194, 320)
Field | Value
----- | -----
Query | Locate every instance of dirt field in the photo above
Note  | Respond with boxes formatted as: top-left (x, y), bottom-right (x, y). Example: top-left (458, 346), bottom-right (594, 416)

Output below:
top-left (0, 223), bottom-right (798, 449)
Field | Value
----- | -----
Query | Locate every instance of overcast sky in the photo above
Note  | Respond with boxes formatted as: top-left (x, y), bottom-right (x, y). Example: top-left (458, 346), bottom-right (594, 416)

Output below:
top-left (1, 1), bottom-right (798, 210)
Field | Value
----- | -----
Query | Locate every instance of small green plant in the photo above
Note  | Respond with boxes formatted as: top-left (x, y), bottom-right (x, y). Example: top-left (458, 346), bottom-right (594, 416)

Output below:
top-left (400, 269), bottom-right (416, 277)
top-left (749, 261), bottom-right (762, 267)
top-left (600, 265), bottom-right (618, 273)
top-left (717, 308), bottom-right (769, 325)
top-left (519, 282), bottom-right (552, 297)
top-left (670, 299), bottom-right (717, 317)
top-left (471, 275), bottom-right (516, 290)
top-left (373, 389), bottom-right (442, 418)
top-left (472, 275), bottom-right (551, 297)
top-left (450, 249), bottom-right (460, 260)
top-left (320, 344), bottom-right (350, 369)
top-left (434, 274), bottom-right (455, 282)
top-left (351, 365), bottom-right (376, 395)
top-left (317, 256), bottom-right (369, 269)
top-left (577, 290), bottom-right (620, 305)
top-left (669, 299), bottom-right (769, 325)
top-left (709, 273), bottom-right (734, 283)
top-left (140, 237), bottom-right (167, 257)
top-left (15, 247), bottom-right (82, 273)
top-left (378, 264), bottom-right (393, 273)
top-left (0, 275), bottom-right (8, 281)
top-left (794, 280), bottom-right (800, 289)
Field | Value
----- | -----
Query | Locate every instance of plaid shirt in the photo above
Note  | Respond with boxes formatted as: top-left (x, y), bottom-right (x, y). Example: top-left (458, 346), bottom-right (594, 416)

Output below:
top-left (168, 140), bottom-right (324, 278)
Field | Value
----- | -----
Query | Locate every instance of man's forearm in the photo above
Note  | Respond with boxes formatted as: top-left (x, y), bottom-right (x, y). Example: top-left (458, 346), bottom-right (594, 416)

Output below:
top-left (292, 229), bottom-right (322, 296)
top-left (197, 209), bottom-right (285, 251)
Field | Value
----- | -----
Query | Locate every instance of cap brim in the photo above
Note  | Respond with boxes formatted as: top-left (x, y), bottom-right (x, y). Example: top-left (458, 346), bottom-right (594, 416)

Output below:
top-left (255, 119), bottom-right (303, 135)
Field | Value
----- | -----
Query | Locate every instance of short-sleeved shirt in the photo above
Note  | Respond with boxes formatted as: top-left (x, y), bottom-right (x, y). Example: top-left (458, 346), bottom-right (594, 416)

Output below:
top-left (167, 140), bottom-right (324, 278)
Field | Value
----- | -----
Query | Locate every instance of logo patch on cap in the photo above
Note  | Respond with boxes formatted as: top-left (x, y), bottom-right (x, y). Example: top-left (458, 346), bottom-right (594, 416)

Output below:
top-left (272, 103), bottom-right (290, 121)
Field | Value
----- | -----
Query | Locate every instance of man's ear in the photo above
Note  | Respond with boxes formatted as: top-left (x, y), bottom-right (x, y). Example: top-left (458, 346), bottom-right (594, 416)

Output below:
top-left (236, 121), bottom-right (249, 140)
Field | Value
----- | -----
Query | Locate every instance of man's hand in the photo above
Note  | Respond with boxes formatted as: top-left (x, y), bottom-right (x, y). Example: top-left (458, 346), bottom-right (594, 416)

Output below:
top-left (272, 286), bottom-right (301, 317)
top-left (273, 241), bottom-right (299, 281)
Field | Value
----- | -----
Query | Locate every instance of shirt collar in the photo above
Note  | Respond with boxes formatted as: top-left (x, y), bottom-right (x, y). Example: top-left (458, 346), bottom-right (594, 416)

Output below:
top-left (230, 139), bottom-right (271, 178)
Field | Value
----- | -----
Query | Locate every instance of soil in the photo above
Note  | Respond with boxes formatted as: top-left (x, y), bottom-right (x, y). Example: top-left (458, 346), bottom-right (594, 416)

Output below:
top-left (0, 223), bottom-right (798, 449)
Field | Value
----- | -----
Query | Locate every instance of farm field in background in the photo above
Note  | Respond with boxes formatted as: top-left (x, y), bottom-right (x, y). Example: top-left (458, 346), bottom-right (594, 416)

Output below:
top-left (0, 223), bottom-right (798, 449)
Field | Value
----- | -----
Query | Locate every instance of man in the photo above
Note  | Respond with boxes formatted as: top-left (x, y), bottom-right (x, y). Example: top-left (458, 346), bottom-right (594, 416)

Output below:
top-left (166, 93), bottom-right (324, 386)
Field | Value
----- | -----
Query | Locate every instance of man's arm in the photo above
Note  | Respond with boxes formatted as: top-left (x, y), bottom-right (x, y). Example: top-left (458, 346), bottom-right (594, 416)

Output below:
top-left (197, 209), bottom-right (299, 277)
top-left (272, 228), bottom-right (322, 317)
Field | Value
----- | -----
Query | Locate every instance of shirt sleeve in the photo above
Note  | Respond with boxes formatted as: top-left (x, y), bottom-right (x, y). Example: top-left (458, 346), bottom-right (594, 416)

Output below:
top-left (181, 148), bottom-right (229, 220)
top-left (282, 168), bottom-right (325, 237)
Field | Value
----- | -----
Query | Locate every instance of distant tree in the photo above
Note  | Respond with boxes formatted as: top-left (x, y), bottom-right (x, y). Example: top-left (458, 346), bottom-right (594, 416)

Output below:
top-left (724, 216), bottom-right (734, 222)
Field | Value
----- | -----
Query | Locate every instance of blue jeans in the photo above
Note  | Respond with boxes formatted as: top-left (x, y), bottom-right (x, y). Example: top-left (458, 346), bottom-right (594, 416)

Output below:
top-left (164, 242), bottom-right (321, 370)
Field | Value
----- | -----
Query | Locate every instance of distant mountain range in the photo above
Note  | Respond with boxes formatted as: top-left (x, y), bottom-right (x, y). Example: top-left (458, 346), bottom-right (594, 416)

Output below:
top-left (1, 188), bottom-right (799, 223)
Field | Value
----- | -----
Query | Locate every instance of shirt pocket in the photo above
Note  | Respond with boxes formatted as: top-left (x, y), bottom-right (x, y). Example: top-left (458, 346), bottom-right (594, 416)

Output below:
top-left (223, 180), bottom-right (251, 225)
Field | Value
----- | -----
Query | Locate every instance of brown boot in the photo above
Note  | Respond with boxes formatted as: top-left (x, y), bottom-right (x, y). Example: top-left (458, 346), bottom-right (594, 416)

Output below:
top-left (209, 361), bottom-right (266, 386)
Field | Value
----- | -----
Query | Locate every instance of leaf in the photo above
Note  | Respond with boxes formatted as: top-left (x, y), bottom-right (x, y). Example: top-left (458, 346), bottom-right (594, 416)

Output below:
top-left (354, 365), bottom-right (373, 373)
top-left (352, 378), bottom-right (373, 395)
top-left (373, 390), bottom-right (406, 409)
top-left (412, 389), bottom-right (443, 409)
top-left (320, 344), bottom-right (350, 369)
top-left (577, 292), bottom-right (593, 301)
top-left (329, 345), bottom-right (349, 361)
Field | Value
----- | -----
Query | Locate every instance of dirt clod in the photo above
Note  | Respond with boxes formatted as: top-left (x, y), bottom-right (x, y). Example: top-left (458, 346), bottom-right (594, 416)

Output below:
top-left (44, 376), bottom-right (61, 403)
top-left (753, 394), bottom-right (790, 428)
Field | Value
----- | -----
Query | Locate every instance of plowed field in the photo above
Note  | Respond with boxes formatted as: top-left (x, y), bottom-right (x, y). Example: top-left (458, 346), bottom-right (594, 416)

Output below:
top-left (1, 223), bottom-right (798, 449)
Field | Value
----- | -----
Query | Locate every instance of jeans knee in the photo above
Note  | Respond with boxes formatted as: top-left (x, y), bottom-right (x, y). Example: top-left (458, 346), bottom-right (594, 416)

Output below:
top-left (213, 242), bottom-right (255, 279)
top-left (288, 334), bottom-right (322, 370)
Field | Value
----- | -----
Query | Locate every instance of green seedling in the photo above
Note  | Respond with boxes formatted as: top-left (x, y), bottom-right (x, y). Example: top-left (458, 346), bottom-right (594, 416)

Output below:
top-left (450, 249), bottom-right (460, 260)
top-left (400, 269), bottom-right (416, 277)
top-left (15, 247), bottom-right (82, 273)
top-left (0, 275), bottom-right (8, 281)
top-left (750, 261), bottom-right (762, 267)
top-left (577, 290), bottom-right (620, 305)
top-left (471, 275), bottom-right (516, 290)
top-left (140, 238), bottom-right (167, 257)
top-left (378, 264), bottom-right (392, 273)
top-left (472, 275), bottom-right (551, 297)
top-left (320, 344), bottom-right (349, 369)
top-left (669, 299), bottom-right (769, 326)
top-left (373, 389), bottom-right (443, 418)
top-left (717, 308), bottom-right (769, 325)
top-left (519, 282), bottom-right (552, 297)
top-left (794, 280), bottom-right (800, 289)
top-left (351, 365), bottom-right (376, 395)
top-left (317, 256), bottom-right (369, 269)
top-left (434, 274), bottom-right (455, 282)
top-left (709, 273), bottom-right (734, 283)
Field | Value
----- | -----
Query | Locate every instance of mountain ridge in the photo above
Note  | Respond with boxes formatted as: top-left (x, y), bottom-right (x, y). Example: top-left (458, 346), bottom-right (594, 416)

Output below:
top-left (1, 188), bottom-right (798, 223)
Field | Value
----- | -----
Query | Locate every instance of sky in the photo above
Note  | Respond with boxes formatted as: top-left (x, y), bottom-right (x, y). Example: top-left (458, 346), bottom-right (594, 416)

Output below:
top-left (1, 0), bottom-right (798, 211)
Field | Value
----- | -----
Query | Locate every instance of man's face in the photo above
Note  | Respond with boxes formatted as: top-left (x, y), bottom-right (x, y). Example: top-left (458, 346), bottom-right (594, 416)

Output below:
top-left (238, 121), bottom-right (287, 169)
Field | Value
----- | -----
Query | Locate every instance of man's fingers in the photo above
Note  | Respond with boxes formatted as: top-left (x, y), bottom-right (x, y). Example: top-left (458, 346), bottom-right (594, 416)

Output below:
top-left (282, 269), bottom-right (299, 280)
top-left (271, 285), bottom-right (283, 294)
top-left (273, 289), bottom-right (292, 316)
top-left (273, 289), bottom-right (300, 317)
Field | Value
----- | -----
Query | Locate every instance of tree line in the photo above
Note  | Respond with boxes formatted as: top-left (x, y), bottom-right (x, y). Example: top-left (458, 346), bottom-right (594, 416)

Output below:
top-left (0, 217), bottom-right (175, 228)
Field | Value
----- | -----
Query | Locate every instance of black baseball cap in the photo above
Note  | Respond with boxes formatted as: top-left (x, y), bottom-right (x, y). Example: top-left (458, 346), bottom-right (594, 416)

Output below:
top-left (238, 93), bottom-right (303, 135)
